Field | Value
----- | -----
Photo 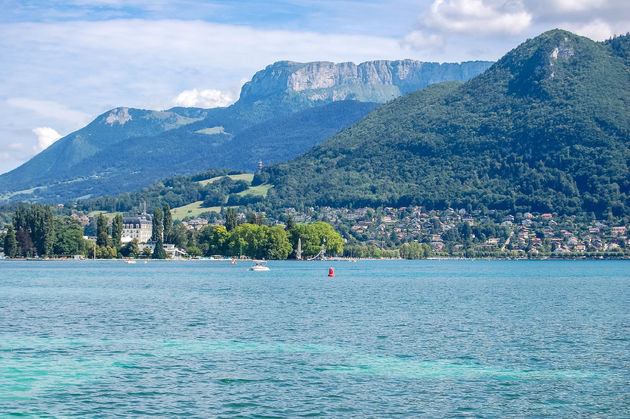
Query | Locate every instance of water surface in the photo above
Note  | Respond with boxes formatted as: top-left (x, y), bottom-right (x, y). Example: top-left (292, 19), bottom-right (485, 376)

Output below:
top-left (1, 260), bottom-right (628, 416)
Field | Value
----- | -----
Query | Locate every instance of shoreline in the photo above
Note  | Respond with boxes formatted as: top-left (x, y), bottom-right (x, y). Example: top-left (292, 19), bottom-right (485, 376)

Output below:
top-left (2, 255), bottom-right (629, 262)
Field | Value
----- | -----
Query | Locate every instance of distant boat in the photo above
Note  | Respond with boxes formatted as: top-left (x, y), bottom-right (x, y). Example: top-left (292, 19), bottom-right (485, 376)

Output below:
top-left (249, 261), bottom-right (270, 271)
top-left (125, 260), bottom-right (136, 264)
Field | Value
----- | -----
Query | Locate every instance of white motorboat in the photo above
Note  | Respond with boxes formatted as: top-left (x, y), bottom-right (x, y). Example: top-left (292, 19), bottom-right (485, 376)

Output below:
top-left (249, 261), bottom-right (270, 271)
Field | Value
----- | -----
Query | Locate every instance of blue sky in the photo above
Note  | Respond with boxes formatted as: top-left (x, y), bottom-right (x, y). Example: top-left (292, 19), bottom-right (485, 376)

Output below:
top-left (2, 1), bottom-right (421, 36)
top-left (1, 0), bottom-right (628, 174)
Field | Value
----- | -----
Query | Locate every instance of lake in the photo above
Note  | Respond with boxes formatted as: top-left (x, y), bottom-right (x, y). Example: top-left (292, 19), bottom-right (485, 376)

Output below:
top-left (0, 260), bottom-right (628, 416)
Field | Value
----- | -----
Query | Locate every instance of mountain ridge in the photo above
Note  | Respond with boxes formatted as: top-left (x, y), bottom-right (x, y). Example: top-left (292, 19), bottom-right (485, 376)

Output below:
top-left (0, 58), bottom-right (492, 203)
top-left (238, 59), bottom-right (493, 104)
top-left (260, 30), bottom-right (630, 216)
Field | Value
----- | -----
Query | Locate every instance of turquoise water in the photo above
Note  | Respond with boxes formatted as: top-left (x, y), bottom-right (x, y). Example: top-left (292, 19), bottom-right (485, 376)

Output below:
top-left (0, 260), bottom-right (628, 416)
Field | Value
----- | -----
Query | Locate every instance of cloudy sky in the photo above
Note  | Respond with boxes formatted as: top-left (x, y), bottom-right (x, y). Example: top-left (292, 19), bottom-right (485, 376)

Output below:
top-left (1, 0), bottom-right (628, 174)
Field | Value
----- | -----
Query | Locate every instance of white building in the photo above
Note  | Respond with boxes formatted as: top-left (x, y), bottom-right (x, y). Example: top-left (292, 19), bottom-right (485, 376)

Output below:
top-left (122, 212), bottom-right (153, 243)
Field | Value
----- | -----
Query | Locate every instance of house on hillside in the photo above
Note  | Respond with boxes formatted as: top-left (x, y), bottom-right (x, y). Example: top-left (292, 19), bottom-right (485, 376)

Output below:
top-left (183, 218), bottom-right (209, 230)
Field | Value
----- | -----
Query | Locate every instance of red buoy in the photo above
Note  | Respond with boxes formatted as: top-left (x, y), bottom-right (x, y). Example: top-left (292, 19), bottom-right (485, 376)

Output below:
top-left (328, 267), bottom-right (335, 277)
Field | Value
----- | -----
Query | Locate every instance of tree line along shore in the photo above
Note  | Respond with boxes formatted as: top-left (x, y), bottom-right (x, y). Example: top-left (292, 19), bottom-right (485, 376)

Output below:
top-left (2, 204), bottom-right (629, 260)
top-left (0, 204), bottom-right (343, 260)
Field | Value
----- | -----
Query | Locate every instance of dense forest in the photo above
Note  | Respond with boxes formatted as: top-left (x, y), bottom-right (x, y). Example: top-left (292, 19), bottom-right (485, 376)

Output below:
top-left (2, 205), bottom-right (85, 257)
top-left (258, 30), bottom-right (630, 217)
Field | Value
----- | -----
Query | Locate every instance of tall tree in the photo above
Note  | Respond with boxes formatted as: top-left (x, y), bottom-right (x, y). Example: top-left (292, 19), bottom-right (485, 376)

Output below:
top-left (13, 206), bottom-right (28, 232)
top-left (3, 225), bottom-right (17, 258)
top-left (459, 222), bottom-right (473, 242)
top-left (53, 229), bottom-right (85, 256)
top-left (31, 205), bottom-right (46, 256)
top-left (227, 223), bottom-right (266, 259)
top-left (198, 225), bottom-right (229, 256)
top-left (152, 237), bottom-right (168, 259)
top-left (285, 214), bottom-right (295, 231)
top-left (11, 204), bottom-right (56, 257)
top-left (15, 229), bottom-right (34, 257)
top-left (289, 222), bottom-right (343, 257)
top-left (246, 212), bottom-right (258, 224)
top-left (151, 207), bottom-right (163, 241)
top-left (263, 225), bottom-right (292, 260)
top-left (225, 208), bottom-right (237, 232)
top-left (43, 205), bottom-right (55, 256)
top-left (111, 214), bottom-right (123, 248)
top-left (120, 239), bottom-right (140, 258)
top-left (163, 204), bottom-right (173, 243)
top-left (170, 224), bottom-right (188, 249)
top-left (83, 217), bottom-right (97, 236)
top-left (96, 214), bottom-right (109, 247)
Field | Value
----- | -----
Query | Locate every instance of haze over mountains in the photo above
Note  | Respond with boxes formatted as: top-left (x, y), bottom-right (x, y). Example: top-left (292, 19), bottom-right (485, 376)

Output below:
top-left (0, 59), bottom-right (492, 204)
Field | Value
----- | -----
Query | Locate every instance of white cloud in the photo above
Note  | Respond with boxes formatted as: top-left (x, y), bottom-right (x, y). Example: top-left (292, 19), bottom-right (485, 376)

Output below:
top-left (401, 30), bottom-right (444, 50)
top-left (0, 152), bottom-right (10, 161)
top-left (524, 0), bottom-right (629, 25)
top-left (526, 0), bottom-right (630, 41)
top-left (544, 0), bottom-right (608, 13)
top-left (1, 7), bottom-right (628, 174)
top-left (567, 19), bottom-right (615, 41)
top-left (421, 0), bottom-right (532, 36)
top-left (402, 0), bottom-right (629, 60)
top-left (7, 98), bottom-right (92, 125)
top-left (0, 20), bottom-right (417, 112)
top-left (32, 127), bottom-right (62, 152)
top-left (173, 89), bottom-right (235, 108)
top-left (0, 19), bottom-right (424, 174)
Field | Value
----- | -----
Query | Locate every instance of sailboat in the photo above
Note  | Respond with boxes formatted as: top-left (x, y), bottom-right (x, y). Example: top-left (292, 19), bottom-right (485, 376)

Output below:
top-left (296, 238), bottom-right (302, 260)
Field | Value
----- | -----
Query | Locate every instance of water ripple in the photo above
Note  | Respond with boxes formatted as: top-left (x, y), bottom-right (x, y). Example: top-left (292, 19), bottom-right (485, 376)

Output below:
top-left (0, 259), bottom-right (628, 417)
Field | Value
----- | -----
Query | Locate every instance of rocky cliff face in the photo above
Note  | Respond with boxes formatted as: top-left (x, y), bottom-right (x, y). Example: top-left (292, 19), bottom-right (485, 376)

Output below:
top-left (239, 59), bottom-right (494, 104)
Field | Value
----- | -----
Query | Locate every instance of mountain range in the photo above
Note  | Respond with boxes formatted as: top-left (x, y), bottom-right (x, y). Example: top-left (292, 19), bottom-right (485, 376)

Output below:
top-left (260, 30), bottom-right (630, 216)
top-left (0, 59), bottom-right (492, 203)
top-left (4, 29), bottom-right (626, 219)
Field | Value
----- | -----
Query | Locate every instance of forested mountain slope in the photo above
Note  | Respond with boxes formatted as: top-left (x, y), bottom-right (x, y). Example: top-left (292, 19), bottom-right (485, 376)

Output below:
top-left (262, 30), bottom-right (630, 216)
top-left (0, 59), bottom-right (491, 203)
